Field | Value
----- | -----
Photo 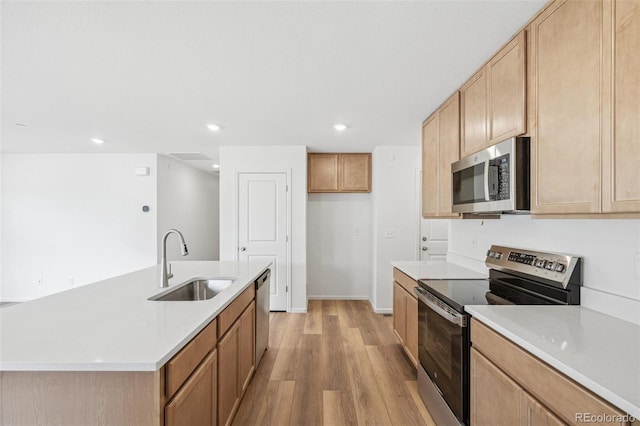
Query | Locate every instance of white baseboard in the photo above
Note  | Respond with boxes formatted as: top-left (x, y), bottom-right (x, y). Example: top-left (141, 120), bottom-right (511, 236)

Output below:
top-left (289, 307), bottom-right (307, 313)
top-left (307, 295), bottom-right (370, 300)
top-left (373, 307), bottom-right (393, 314)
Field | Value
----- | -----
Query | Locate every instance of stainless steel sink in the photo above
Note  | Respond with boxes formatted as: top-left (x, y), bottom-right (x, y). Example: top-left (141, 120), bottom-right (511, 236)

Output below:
top-left (149, 278), bottom-right (235, 301)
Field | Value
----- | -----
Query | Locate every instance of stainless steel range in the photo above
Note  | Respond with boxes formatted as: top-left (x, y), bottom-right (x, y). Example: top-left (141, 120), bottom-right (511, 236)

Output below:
top-left (415, 245), bottom-right (582, 426)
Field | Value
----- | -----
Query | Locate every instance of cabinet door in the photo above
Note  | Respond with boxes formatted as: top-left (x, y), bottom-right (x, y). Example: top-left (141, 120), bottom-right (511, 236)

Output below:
top-left (421, 115), bottom-right (439, 217)
top-left (488, 31), bottom-right (527, 144)
top-left (238, 302), bottom-right (256, 394)
top-left (308, 154), bottom-right (339, 192)
top-left (165, 350), bottom-right (217, 426)
top-left (438, 92), bottom-right (461, 217)
top-left (405, 292), bottom-right (418, 367)
top-left (339, 153), bottom-right (371, 192)
top-left (471, 348), bottom-right (521, 426)
top-left (393, 282), bottom-right (406, 344)
top-left (529, 0), bottom-right (606, 214)
top-left (603, 0), bottom-right (640, 212)
top-left (218, 322), bottom-right (240, 426)
top-left (461, 70), bottom-right (488, 157)
top-left (520, 391), bottom-right (566, 426)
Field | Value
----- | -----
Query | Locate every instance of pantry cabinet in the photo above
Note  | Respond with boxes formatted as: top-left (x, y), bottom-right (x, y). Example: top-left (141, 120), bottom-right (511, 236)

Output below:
top-left (422, 92), bottom-right (460, 218)
top-left (471, 319), bottom-right (631, 426)
top-left (460, 31), bottom-right (526, 157)
top-left (307, 153), bottom-right (371, 193)
top-left (392, 268), bottom-right (418, 367)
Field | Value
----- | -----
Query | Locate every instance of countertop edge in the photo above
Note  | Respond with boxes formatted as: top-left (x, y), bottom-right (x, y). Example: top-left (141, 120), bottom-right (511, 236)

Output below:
top-left (465, 306), bottom-right (640, 419)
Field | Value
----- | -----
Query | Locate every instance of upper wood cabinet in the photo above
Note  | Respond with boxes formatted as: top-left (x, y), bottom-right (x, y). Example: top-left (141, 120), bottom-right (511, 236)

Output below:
top-left (529, 0), bottom-right (605, 214)
top-left (422, 92), bottom-right (460, 218)
top-left (461, 31), bottom-right (527, 157)
top-left (602, 0), bottom-right (640, 213)
top-left (308, 153), bottom-right (371, 193)
top-left (529, 0), bottom-right (640, 215)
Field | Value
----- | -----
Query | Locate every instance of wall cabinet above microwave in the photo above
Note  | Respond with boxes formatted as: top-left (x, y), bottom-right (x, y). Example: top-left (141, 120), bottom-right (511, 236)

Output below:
top-left (460, 31), bottom-right (527, 158)
top-left (307, 153), bottom-right (371, 193)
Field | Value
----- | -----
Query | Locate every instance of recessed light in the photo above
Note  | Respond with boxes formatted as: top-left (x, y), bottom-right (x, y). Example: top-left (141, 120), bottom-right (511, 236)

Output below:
top-left (91, 138), bottom-right (105, 145)
top-left (212, 164), bottom-right (220, 169)
top-left (333, 124), bottom-right (348, 132)
top-left (207, 124), bottom-right (221, 132)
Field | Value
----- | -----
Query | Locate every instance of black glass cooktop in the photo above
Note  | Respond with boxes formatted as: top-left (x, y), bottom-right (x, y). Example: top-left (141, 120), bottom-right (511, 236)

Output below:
top-left (418, 270), bottom-right (571, 313)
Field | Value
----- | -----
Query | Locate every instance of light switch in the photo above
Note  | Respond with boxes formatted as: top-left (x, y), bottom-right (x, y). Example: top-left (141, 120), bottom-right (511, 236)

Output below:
top-left (384, 228), bottom-right (394, 238)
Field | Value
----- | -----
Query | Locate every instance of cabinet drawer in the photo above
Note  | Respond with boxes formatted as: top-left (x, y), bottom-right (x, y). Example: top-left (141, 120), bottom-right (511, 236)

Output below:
top-left (393, 268), bottom-right (417, 298)
top-left (471, 319), bottom-right (628, 425)
top-left (165, 318), bottom-right (217, 399)
top-left (218, 286), bottom-right (255, 338)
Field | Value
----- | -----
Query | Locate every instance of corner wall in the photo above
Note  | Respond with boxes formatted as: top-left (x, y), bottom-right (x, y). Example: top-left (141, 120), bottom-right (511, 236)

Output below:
top-left (157, 155), bottom-right (219, 262)
top-left (219, 145), bottom-right (307, 312)
top-left (371, 146), bottom-right (422, 313)
top-left (0, 154), bottom-right (158, 301)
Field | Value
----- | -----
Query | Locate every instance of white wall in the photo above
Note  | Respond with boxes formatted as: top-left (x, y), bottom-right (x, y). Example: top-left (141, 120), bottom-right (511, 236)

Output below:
top-left (219, 146), bottom-right (307, 312)
top-left (448, 216), bottom-right (640, 324)
top-left (1, 154), bottom-right (158, 301)
top-left (157, 155), bottom-right (219, 262)
top-left (371, 146), bottom-right (422, 313)
top-left (307, 193), bottom-right (372, 299)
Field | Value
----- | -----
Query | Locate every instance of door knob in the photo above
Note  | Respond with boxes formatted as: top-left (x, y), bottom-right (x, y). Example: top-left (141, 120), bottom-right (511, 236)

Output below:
top-left (422, 237), bottom-right (427, 242)
top-left (421, 246), bottom-right (428, 251)
top-left (240, 247), bottom-right (246, 251)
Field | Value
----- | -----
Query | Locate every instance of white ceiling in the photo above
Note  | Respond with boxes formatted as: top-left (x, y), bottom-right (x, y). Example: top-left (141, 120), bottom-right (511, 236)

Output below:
top-left (1, 0), bottom-right (546, 169)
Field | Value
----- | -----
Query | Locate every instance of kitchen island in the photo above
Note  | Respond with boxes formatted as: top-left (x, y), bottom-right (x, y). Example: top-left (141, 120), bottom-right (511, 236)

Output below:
top-left (0, 260), bottom-right (271, 425)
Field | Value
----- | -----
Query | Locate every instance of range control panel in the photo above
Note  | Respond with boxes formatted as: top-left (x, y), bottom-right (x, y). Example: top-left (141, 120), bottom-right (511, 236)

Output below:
top-left (485, 245), bottom-right (581, 288)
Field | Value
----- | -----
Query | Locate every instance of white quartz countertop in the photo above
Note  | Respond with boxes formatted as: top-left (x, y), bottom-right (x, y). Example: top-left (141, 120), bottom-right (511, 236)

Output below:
top-left (465, 305), bottom-right (640, 419)
top-left (0, 261), bottom-right (271, 372)
top-left (391, 260), bottom-right (487, 281)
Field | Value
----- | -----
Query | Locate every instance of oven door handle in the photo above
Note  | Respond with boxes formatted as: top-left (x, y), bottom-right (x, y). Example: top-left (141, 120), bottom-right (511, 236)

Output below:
top-left (414, 287), bottom-right (467, 327)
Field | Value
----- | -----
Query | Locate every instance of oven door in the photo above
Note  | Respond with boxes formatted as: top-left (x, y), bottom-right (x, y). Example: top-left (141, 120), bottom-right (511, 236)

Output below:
top-left (415, 287), bottom-right (469, 425)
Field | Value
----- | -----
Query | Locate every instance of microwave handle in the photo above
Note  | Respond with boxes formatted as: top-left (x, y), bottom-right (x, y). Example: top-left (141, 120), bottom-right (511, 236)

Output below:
top-left (483, 159), bottom-right (491, 201)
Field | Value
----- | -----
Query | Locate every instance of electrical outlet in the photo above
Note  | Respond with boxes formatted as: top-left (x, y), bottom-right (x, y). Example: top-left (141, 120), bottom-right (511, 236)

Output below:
top-left (471, 235), bottom-right (477, 247)
top-left (384, 228), bottom-right (395, 238)
top-left (36, 276), bottom-right (43, 285)
top-left (68, 277), bottom-right (75, 287)
top-left (354, 227), bottom-right (360, 236)
top-left (635, 253), bottom-right (640, 280)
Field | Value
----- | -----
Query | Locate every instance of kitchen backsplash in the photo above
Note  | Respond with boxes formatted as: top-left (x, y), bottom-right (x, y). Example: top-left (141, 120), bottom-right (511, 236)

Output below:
top-left (448, 215), bottom-right (640, 325)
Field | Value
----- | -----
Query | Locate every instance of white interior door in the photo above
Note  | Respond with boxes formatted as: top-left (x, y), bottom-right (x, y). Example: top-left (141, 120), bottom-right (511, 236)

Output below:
top-left (419, 219), bottom-right (449, 260)
top-left (416, 168), bottom-right (449, 261)
top-left (238, 172), bottom-right (288, 311)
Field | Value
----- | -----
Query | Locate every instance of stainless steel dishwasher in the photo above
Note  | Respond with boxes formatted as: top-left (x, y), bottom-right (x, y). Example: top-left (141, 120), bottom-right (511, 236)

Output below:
top-left (255, 269), bottom-right (270, 367)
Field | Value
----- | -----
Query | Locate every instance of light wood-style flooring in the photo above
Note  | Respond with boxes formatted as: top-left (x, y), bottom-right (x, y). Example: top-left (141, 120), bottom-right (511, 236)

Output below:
top-left (233, 300), bottom-right (436, 426)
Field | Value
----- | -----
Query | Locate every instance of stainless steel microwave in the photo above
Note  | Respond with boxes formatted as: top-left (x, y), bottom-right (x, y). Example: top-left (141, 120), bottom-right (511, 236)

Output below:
top-left (451, 137), bottom-right (530, 214)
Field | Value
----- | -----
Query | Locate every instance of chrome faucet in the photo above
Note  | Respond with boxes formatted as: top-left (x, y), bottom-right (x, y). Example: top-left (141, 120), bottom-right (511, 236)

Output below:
top-left (160, 229), bottom-right (189, 288)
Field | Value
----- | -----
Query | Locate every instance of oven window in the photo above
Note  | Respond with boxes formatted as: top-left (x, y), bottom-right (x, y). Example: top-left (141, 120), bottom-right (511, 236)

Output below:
top-left (452, 163), bottom-right (486, 205)
top-left (418, 297), bottom-right (466, 422)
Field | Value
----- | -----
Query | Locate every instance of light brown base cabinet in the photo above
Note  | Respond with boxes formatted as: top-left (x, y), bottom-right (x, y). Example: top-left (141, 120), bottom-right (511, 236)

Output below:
top-left (471, 319), bottom-right (634, 426)
top-left (392, 268), bottom-right (418, 367)
top-left (0, 286), bottom-right (257, 426)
